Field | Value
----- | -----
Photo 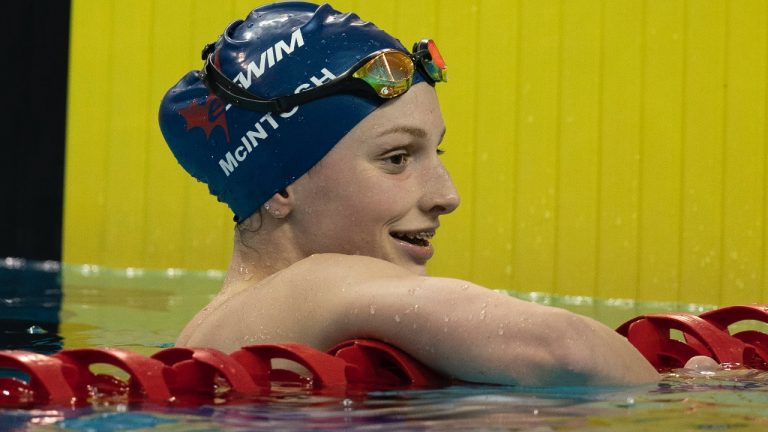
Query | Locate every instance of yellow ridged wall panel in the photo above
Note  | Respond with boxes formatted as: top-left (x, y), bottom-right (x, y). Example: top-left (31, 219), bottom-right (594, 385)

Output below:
top-left (639, 0), bottom-right (685, 302)
top-left (472, 0), bottom-right (517, 289)
top-left (65, 1), bottom-right (112, 269)
top-left (680, 0), bottom-right (726, 307)
top-left (597, 0), bottom-right (643, 301)
top-left (64, 0), bottom-right (768, 305)
top-left (510, 0), bottom-right (559, 294)
top-left (722, 1), bottom-right (767, 305)
top-left (556, 1), bottom-right (600, 296)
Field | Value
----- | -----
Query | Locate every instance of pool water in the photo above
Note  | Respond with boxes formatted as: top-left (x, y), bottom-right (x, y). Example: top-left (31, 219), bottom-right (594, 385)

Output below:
top-left (3, 258), bottom-right (768, 431)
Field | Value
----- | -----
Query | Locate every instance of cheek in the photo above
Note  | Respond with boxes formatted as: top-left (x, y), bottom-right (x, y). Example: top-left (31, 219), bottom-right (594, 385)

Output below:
top-left (334, 178), bottom-right (395, 215)
top-left (298, 156), bottom-right (417, 220)
top-left (313, 179), bottom-right (406, 230)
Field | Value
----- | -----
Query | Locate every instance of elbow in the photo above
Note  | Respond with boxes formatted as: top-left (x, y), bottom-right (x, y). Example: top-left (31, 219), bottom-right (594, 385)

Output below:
top-left (520, 312), bottom-right (597, 386)
top-left (536, 315), bottom-right (604, 385)
top-left (519, 311), bottom-right (658, 386)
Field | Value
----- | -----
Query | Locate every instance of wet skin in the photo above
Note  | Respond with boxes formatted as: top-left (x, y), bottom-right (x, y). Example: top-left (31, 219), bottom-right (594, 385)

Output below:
top-left (177, 84), bottom-right (659, 387)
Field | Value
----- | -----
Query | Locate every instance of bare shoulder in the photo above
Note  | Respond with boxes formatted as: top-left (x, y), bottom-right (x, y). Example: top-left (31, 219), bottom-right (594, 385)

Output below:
top-left (269, 253), bottom-right (430, 300)
top-left (279, 254), bottom-right (519, 317)
top-left (271, 256), bottom-right (657, 385)
top-left (177, 253), bottom-right (484, 351)
top-left (285, 254), bottom-right (501, 298)
top-left (178, 253), bottom-right (659, 386)
top-left (177, 253), bottom-right (417, 349)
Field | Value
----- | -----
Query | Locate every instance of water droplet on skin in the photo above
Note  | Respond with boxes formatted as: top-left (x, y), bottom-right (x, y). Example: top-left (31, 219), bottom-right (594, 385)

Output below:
top-left (394, 314), bottom-right (401, 323)
top-left (497, 325), bottom-right (505, 335)
top-left (342, 398), bottom-right (353, 408)
top-left (461, 284), bottom-right (469, 291)
top-left (414, 304), bottom-right (420, 312)
top-left (369, 305), bottom-right (376, 315)
top-left (443, 315), bottom-right (449, 322)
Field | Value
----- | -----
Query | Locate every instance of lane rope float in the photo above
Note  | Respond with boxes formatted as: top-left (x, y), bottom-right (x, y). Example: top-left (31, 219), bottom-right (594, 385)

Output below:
top-left (0, 339), bottom-right (444, 408)
top-left (2, 304), bottom-right (767, 408)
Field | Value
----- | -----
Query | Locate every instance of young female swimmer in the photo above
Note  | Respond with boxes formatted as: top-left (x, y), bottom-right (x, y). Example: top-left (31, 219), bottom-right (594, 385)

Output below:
top-left (158, 2), bottom-right (658, 386)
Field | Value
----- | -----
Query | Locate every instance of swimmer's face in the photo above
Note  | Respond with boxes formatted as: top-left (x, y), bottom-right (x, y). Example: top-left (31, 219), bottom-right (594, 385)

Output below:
top-left (288, 83), bottom-right (460, 274)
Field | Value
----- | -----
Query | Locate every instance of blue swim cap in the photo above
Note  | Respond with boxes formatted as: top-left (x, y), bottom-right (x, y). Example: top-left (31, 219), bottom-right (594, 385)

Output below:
top-left (159, 2), bottom-right (428, 221)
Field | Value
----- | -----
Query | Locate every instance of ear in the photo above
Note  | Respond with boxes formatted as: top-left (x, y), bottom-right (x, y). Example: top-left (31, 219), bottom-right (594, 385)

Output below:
top-left (262, 187), bottom-right (294, 219)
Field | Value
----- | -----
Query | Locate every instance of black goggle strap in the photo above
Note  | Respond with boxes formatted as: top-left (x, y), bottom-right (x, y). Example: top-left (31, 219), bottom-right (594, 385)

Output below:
top-left (200, 45), bottom-right (432, 113)
top-left (410, 42), bottom-right (432, 83)
top-left (202, 53), bottom-right (377, 113)
top-left (202, 55), bottom-right (289, 112)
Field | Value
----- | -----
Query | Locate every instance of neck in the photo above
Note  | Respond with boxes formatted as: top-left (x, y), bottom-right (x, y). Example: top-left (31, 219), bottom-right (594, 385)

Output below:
top-left (221, 220), bottom-right (303, 297)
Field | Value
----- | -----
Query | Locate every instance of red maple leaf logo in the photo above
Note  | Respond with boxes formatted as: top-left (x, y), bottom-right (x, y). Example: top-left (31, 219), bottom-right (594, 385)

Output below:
top-left (178, 93), bottom-right (230, 142)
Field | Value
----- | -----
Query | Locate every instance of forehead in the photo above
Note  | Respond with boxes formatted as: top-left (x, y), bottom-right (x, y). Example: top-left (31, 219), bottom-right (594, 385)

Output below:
top-left (340, 83), bottom-right (445, 147)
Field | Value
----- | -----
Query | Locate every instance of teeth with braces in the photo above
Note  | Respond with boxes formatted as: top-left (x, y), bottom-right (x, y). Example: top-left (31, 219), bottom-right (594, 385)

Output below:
top-left (398, 232), bottom-right (434, 241)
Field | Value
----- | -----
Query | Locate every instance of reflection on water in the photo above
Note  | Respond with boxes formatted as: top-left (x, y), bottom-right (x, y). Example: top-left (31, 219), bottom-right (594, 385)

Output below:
top-left (4, 373), bottom-right (768, 431)
top-left (2, 260), bottom-right (768, 430)
top-left (0, 258), bottom-right (62, 354)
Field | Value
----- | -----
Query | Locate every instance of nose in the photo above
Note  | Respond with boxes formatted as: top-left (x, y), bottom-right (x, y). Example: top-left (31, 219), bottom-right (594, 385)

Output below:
top-left (421, 159), bottom-right (460, 216)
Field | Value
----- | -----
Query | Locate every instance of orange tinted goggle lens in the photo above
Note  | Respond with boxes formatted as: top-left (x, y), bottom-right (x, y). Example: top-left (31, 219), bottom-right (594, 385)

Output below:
top-left (352, 50), bottom-right (415, 98)
top-left (421, 39), bottom-right (447, 82)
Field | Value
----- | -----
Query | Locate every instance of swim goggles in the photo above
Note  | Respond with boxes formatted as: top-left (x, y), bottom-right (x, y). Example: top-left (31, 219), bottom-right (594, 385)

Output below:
top-left (201, 39), bottom-right (447, 113)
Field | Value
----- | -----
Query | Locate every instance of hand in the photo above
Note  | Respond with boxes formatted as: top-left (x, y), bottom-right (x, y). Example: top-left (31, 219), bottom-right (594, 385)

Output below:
top-left (684, 355), bottom-right (719, 372)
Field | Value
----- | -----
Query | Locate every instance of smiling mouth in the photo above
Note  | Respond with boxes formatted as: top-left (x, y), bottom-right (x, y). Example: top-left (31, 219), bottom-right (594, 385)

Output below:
top-left (390, 231), bottom-right (435, 247)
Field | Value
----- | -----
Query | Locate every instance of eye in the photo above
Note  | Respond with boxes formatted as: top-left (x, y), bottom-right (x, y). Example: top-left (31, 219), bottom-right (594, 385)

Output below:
top-left (379, 149), bottom-right (411, 173)
top-left (436, 148), bottom-right (446, 156)
top-left (387, 153), bottom-right (408, 166)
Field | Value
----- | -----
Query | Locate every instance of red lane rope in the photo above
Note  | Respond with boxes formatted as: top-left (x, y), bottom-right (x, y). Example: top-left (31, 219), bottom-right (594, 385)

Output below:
top-left (3, 304), bottom-right (768, 408)
top-left (616, 304), bottom-right (768, 371)
top-left (0, 339), bottom-right (443, 409)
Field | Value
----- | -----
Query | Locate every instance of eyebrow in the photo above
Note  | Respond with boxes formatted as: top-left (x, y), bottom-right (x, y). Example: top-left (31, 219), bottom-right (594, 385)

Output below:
top-left (376, 125), bottom-right (447, 144)
top-left (377, 125), bottom-right (428, 139)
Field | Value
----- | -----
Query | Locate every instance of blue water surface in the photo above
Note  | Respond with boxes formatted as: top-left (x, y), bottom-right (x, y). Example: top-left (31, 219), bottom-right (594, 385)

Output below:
top-left (2, 259), bottom-right (768, 431)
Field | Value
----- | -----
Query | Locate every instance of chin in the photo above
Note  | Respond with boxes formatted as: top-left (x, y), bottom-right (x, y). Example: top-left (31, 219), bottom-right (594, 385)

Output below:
top-left (404, 262), bottom-right (428, 276)
top-left (377, 254), bottom-right (428, 275)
